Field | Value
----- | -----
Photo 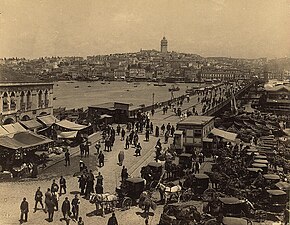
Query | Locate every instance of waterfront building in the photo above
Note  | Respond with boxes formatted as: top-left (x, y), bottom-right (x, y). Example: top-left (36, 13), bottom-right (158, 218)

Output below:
top-left (160, 37), bottom-right (168, 54)
top-left (0, 67), bottom-right (53, 125)
top-left (262, 84), bottom-right (290, 115)
top-left (176, 116), bottom-right (215, 153)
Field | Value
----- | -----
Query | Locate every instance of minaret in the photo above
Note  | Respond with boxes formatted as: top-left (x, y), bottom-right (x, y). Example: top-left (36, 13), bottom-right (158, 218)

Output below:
top-left (160, 37), bottom-right (168, 53)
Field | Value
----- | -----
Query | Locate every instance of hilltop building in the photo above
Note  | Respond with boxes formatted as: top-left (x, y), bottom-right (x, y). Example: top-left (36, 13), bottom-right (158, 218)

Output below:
top-left (161, 37), bottom-right (168, 53)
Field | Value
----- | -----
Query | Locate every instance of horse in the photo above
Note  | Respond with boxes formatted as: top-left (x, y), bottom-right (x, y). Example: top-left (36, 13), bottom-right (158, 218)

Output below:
top-left (157, 183), bottom-right (182, 204)
top-left (89, 193), bottom-right (118, 216)
top-left (139, 191), bottom-right (156, 215)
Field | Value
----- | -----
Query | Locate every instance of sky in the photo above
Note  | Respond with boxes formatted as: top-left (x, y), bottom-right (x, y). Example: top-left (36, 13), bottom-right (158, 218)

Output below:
top-left (0, 0), bottom-right (290, 59)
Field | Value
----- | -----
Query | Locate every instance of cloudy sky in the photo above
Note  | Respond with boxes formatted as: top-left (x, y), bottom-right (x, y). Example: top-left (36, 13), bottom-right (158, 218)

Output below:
top-left (0, 0), bottom-right (289, 59)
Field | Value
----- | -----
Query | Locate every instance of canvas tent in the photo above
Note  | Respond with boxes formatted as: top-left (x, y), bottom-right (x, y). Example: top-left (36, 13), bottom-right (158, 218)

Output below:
top-left (37, 115), bottom-right (59, 126)
top-left (0, 131), bottom-right (53, 150)
top-left (55, 119), bottom-right (87, 131)
top-left (19, 119), bottom-right (42, 130)
top-left (58, 131), bottom-right (78, 139)
top-left (1, 123), bottom-right (26, 134)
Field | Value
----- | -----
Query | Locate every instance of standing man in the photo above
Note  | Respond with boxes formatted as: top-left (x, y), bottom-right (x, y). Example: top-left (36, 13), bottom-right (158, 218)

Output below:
top-left (59, 176), bottom-right (67, 195)
top-left (116, 124), bottom-right (121, 136)
top-left (107, 212), bottom-right (118, 225)
top-left (118, 150), bottom-right (125, 166)
top-left (98, 151), bottom-right (105, 167)
top-left (51, 179), bottom-right (59, 194)
top-left (44, 188), bottom-right (52, 213)
top-left (65, 149), bottom-right (70, 166)
top-left (46, 198), bottom-right (55, 222)
top-left (121, 128), bottom-right (126, 141)
top-left (20, 197), bottom-right (29, 223)
top-left (95, 141), bottom-right (101, 155)
top-left (61, 197), bottom-right (71, 220)
top-left (34, 187), bottom-right (44, 212)
top-left (72, 194), bottom-right (80, 220)
top-left (96, 172), bottom-right (104, 186)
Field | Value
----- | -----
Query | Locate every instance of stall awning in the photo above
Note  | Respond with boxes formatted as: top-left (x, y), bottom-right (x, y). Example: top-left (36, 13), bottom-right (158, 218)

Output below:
top-left (210, 128), bottom-right (237, 142)
top-left (0, 126), bottom-right (9, 136)
top-left (100, 114), bottom-right (113, 119)
top-left (37, 115), bottom-right (59, 126)
top-left (55, 119), bottom-right (87, 131)
top-left (0, 131), bottom-right (53, 150)
top-left (58, 131), bottom-right (78, 139)
top-left (19, 119), bottom-right (42, 130)
top-left (2, 122), bottom-right (26, 134)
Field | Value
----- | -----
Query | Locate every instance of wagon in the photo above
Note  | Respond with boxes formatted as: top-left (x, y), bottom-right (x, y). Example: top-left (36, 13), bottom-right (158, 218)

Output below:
top-left (195, 174), bottom-right (209, 194)
top-left (246, 167), bottom-right (263, 178)
top-left (116, 177), bottom-right (145, 210)
top-left (219, 197), bottom-right (246, 217)
top-left (254, 155), bottom-right (267, 160)
top-left (179, 153), bottom-right (192, 169)
top-left (147, 162), bottom-right (163, 181)
top-left (251, 163), bottom-right (268, 173)
top-left (263, 174), bottom-right (280, 186)
top-left (253, 159), bottom-right (269, 165)
top-left (266, 189), bottom-right (287, 213)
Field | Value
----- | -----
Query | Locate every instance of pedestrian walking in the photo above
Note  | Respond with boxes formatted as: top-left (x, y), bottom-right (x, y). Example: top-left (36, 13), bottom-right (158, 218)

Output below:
top-left (125, 136), bottom-right (130, 149)
top-left (80, 143), bottom-right (84, 158)
top-left (96, 172), bottom-right (104, 186)
top-left (116, 124), bottom-right (121, 136)
top-left (65, 149), bottom-right (70, 166)
top-left (72, 195), bottom-right (80, 220)
top-left (59, 176), bottom-right (67, 195)
top-left (61, 197), bottom-right (71, 220)
top-left (51, 192), bottom-right (58, 211)
top-left (155, 126), bottom-right (159, 137)
top-left (164, 130), bottom-right (169, 144)
top-left (145, 129), bottom-right (149, 141)
top-left (121, 166), bottom-right (128, 182)
top-left (78, 174), bottom-right (86, 195)
top-left (95, 183), bottom-right (103, 194)
top-left (161, 124), bottom-right (165, 135)
top-left (107, 212), bottom-right (118, 225)
top-left (34, 187), bottom-right (44, 212)
top-left (135, 143), bottom-right (142, 156)
top-left (121, 128), bottom-right (126, 141)
top-left (51, 179), bottom-right (59, 194)
top-left (98, 151), bottom-right (104, 167)
top-left (84, 142), bottom-right (89, 157)
top-left (95, 141), bottom-right (101, 155)
top-left (20, 197), bottom-right (29, 223)
top-left (44, 188), bottom-right (52, 213)
top-left (118, 150), bottom-right (125, 166)
top-left (46, 199), bottom-right (55, 222)
top-left (195, 161), bottom-right (200, 174)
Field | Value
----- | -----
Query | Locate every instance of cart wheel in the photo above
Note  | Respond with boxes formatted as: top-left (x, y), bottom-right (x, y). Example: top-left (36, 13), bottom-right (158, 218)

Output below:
top-left (181, 190), bottom-right (192, 202)
top-left (122, 197), bottom-right (132, 210)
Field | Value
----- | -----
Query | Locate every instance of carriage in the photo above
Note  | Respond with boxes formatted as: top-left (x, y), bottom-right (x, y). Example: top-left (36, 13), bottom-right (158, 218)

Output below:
top-left (158, 201), bottom-right (201, 225)
top-left (179, 153), bottom-right (192, 169)
top-left (263, 174), bottom-right (280, 187)
top-left (141, 162), bottom-right (164, 188)
top-left (90, 177), bottom-right (146, 214)
top-left (265, 189), bottom-right (287, 213)
top-left (251, 163), bottom-right (268, 173)
top-left (116, 177), bottom-right (146, 209)
top-left (218, 197), bottom-right (248, 217)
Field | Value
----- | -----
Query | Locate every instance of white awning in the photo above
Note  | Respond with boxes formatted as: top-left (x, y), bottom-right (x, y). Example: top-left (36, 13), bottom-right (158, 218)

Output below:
top-left (37, 115), bottom-right (59, 126)
top-left (55, 119), bottom-right (87, 131)
top-left (19, 119), bottom-right (42, 130)
top-left (2, 122), bottom-right (26, 134)
top-left (0, 126), bottom-right (9, 136)
top-left (58, 131), bottom-right (78, 139)
top-left (210, 128), bottom-right (237, 142)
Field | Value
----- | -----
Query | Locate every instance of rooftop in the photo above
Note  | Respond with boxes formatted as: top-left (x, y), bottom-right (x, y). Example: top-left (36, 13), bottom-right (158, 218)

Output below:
top-left (177, 116), bottom-right (214, 125)
top-left (0, 65), bottom-right (42, 83)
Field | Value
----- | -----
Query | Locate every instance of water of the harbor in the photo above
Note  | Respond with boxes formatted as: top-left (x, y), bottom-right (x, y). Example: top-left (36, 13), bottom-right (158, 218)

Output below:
top-left (53, 81), bottom-right (205, 109)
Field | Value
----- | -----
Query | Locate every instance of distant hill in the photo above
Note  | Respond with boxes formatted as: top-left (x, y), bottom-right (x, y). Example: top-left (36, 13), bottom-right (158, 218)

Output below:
top-left (0, 66), bottom-right (41, 83)
top-left (267, 58), bottom-right (290, 71)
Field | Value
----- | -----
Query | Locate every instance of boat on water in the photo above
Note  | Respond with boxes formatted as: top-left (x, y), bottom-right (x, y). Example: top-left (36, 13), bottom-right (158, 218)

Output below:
top-left (75, 86), bottom-right (79, 88)
top-left (168, 85), bottom-right (180, 92)
top-left (147, 83), bottom-right (151, 86)
top-left (53, 97), bottom-right (57, 100)
top-left (88, 85), bottom-right (91, 87)
top-left (154, 82), bottom-right (166, 87)
top-left (101, 81), bottom-right (106, 84)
